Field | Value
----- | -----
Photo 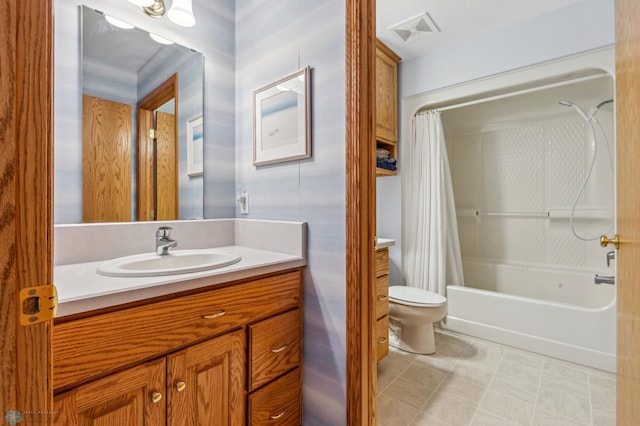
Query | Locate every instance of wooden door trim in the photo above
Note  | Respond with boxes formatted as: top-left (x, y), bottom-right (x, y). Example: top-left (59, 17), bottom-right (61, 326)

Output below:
top-left (0, 0), bottom-right (54, 422)
top-left (137, 73), bottom-right (179, 220)
top-left (346, 0), bottom-right (377, 424)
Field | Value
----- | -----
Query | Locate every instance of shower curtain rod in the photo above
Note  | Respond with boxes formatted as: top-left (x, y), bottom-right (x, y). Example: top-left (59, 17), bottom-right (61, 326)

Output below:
top-left (431, 72), bottom-right (610, 113)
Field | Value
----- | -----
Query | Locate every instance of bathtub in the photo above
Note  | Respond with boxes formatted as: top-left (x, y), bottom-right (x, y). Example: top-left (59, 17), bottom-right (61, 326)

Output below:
top-left (442, 261), bottom-right (616, 372)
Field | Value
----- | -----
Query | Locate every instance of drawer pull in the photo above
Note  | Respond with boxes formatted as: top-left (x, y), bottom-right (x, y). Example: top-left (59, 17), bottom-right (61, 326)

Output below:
top-left (270, 344), bottom-right (288, 354)
top-left (151, 392), bottom-right (163, 404)
top-left (176, 381), bottom-right (186, 392)
top-left (377, 295), bottom-right (388, 301)
top-left (378, 337), bottom-right (388, 344)
top-left (270, 409), bottom-right (287, 420)
top-left (202, 310), bottom-right (226, 319)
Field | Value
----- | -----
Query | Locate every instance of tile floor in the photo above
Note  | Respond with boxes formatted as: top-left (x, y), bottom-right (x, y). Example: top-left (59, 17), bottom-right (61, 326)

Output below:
top-left (377, 329), bottom-right (616, 426)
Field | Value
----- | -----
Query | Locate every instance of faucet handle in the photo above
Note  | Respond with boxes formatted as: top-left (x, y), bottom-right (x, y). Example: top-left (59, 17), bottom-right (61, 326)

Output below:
top-left (606, 250), bottom-right (615, 267)
top-left (156, 226), bottom-right (172, 237)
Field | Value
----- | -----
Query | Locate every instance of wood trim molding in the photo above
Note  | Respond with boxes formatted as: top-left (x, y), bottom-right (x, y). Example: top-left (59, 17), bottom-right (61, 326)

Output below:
top-left (346, 0), bottom-right (377, 424)
top-left (616, 0), bottom-right (640, 423)
top-left (0, 0), bottom-right (54, 421)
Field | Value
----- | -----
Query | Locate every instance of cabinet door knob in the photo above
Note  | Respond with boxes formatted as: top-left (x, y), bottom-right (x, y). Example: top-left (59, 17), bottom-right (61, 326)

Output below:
top-left (270, 344), bottom-right (288, 354)
top-left (176, 381), bottom-right (186, 392)
top-left (270, 409), bottom-right (287, 420)
top-left (378, 337), bottom-right (388, 344)
top-left (377, 295), bottom-right (388, 301)
top-left (151, 392), bottom-right (163, 404)
top-left (202, 310), bottom-right (226, 319)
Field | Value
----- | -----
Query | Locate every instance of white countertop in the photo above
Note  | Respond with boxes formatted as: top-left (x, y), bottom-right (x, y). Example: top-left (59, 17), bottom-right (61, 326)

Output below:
top-left (376, 238), bottom-right (396, 250)
top-left (55, 245), bottom-right (305, 318)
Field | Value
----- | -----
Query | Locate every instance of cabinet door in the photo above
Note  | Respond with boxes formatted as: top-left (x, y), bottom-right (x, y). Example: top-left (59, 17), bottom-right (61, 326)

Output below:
top-left (167, 330), bottom-right (246, 426)
top-left (54, 358), bottom-right (166, 426)
top-left (375, 44), bottom-right (400, 144)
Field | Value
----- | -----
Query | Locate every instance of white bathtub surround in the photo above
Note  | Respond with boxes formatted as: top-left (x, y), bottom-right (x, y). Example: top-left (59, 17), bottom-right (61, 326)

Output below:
top-left (443, 261), bottom-right (616, 372)
top-left (54, 219), bottom-right (306, 317)
top-left (402, 110), bottom-right (464, 296)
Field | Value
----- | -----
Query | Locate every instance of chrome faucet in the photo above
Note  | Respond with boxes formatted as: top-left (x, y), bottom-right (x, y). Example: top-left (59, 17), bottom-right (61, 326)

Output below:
top-left (156, 226), bottom-right (177, 256)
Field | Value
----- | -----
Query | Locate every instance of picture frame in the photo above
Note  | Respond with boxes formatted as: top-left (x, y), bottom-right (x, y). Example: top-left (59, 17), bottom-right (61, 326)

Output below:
top-left (186, 114), bottom-right (203, 177)
top-left (253, 66), bottom-right (311, 166)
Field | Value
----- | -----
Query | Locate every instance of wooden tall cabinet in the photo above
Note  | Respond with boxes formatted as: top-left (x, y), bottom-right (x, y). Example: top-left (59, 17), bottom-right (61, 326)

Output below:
top-left (53, 270), bottom-right (303, 426)
top-left (375, 39), bottom-right (401, 177)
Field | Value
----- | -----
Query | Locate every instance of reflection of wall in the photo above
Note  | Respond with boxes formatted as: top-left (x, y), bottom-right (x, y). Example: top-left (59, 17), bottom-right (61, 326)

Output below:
top-left (235, 1), bottom-right (346, 423)
top-left (54, 0), bottom-right (235, 223)
top-left (376, 0), bottom-right (615, 287)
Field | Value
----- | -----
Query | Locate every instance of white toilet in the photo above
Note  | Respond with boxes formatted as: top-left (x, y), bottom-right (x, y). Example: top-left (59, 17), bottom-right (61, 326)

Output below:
top-left (388, 286), bottom-right (447, 354)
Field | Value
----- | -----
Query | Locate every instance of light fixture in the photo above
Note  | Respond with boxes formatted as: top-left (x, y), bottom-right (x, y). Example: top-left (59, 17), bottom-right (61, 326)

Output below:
top-left (129, 0), bottom-right (196, 28)
top-left (149, 32), bottom-right (174, 45)
top-left (128, 0), bottom-right (155, 6)
top-left (105, 15), bottom-right (135, 29)
top-left (167, 0), bottom-right (196, 27)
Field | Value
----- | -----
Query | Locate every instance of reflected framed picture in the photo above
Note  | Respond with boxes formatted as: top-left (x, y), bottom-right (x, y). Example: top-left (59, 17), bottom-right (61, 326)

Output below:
top-left (253, 66), bottom-right (311, 166)
top-left (187, 114), bottom-right (203, 176)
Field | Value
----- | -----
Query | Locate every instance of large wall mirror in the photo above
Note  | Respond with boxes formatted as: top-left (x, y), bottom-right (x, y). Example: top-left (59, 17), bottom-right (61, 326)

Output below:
top-left (56, 6), bottom-right (204, 223)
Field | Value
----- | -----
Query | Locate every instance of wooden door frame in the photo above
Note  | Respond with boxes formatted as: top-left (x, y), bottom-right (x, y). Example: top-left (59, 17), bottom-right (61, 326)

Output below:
top-left (0, 0), bottom-right (54, 423)
top-left (136, 73), bottom-right (179, 221)
top-left (346, 0), bottom-right (377, 424)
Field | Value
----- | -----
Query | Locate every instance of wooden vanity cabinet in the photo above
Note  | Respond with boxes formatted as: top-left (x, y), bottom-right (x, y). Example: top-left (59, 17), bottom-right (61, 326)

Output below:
top-left (375, 247), bottom-right (390, 361)
top-left (53, 269), bottom-right (303, 426)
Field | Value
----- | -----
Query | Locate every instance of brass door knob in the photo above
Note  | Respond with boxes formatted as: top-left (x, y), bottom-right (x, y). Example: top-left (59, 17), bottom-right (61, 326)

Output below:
top-left (600, 234), bottom-right (620, 249)
top-left (151, 392), bottom-right (163, 404)
top-left (176, 381), bottom-right (186, 392)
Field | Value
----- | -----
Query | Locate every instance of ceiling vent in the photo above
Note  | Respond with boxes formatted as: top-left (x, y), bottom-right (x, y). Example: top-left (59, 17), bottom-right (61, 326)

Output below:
top-left (388, 12), bottom-right (440, 43)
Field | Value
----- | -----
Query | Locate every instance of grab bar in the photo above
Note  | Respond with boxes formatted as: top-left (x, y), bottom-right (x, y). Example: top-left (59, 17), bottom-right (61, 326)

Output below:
top-left (482, 212), bottom-right (549, 218)
top-left (594, 274), bottom-right (615, 285)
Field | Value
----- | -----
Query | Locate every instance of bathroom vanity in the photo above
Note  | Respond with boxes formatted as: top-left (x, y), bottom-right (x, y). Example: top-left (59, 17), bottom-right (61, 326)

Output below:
top-left (375, 238), bottom-right (395, 362)
top-left (52, 219), bottom-right (306, 425)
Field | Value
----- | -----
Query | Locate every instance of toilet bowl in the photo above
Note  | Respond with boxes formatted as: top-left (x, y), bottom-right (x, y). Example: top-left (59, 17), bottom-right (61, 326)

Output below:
top-left (388, 286), bottom-right (447, 354)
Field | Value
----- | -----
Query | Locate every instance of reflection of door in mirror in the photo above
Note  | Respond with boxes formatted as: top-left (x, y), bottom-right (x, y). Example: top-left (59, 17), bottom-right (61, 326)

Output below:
top-left (137, 74), bottom-right (179, 221)
top-left (82, 95), bottom-right (132, 222)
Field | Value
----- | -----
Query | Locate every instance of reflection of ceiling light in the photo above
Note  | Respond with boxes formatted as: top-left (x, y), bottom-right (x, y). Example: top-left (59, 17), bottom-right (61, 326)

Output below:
top-left (128, 0), bottom-right (155, 6)
top-left (105, 15), bottom-right (135, 29)
top-left (388, 12), bottom-right (440, 43)
top-left (168, 0), bottom-right (196, 27)
top-left (149, 33), bottom-right (174, 45)
top-left (276, 84), bottom-right (290, 92)
top-left (131, 0), bottom-right (196, 28)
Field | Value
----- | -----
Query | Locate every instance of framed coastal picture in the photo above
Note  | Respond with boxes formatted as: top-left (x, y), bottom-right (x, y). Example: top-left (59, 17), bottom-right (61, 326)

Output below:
top-left (253, 66), bottom-right (311, 166)
top-left (187, 114), bottom-right (203, 176)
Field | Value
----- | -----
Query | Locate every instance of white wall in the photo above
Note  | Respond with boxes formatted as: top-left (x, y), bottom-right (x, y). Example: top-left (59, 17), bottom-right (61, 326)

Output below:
top-left (376, 0), bottom-right (615, 286)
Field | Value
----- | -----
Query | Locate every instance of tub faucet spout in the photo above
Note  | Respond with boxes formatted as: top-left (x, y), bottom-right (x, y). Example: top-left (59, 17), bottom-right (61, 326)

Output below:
top-left (594, 274), bottom-right (615, 285)
top-left (156, 226), bottom-right (178, 256)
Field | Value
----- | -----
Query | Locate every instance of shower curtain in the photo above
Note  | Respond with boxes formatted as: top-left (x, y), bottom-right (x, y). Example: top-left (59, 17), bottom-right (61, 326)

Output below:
top-left (402, 110), bottom-right (464, 296)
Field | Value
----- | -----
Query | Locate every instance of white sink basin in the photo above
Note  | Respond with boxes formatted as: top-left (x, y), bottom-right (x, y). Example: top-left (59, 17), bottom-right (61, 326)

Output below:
top-left (96, 249), bottom-right (242, 277)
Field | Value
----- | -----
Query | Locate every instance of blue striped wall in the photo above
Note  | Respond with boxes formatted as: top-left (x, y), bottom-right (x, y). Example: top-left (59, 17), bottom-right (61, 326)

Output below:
top-left (54, 0), bottom-right (235, 223)
top-left (235, 1), bottom-right (347, 424)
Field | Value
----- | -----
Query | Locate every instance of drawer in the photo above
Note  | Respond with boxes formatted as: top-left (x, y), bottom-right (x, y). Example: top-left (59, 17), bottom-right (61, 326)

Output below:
top-left (249, 309), bottom-right (301, 392)
top-left (54, 270), bottom-right (302, 392)
top-left (375, 275), bottom-right (389, 320)
top-left (375, 248), bottom-right (389, 277)
top-left (376, 315), bottom-right (389, 362)
top-left (248, 368), bottom-right (301, 426)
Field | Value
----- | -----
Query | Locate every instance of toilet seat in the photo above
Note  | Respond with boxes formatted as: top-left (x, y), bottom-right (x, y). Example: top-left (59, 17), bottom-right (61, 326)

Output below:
top-left (389, 286), bottom-right (446, 307)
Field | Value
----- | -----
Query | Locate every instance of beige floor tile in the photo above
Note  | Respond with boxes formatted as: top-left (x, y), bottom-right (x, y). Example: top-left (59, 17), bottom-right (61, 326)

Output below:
top-left (383, 376), bottom-right (436, 409)
top-left (413, 352), bottom-right (459, 372)
top-left (379, 347), bottom-right (418, 375)
top-left (377, 364), bottom-right (398, 393)
top-left (470, 410), bottom-right (518, 426)
top-left (431, 339), bottom-right (468, 359)
top-left (436, 374), bottom-right (487, 405)
top-left (478, 390), bottom-right (534, 425)
top-left (592, 407), bottom-right (616, 426)
top-left (543, 361), bottom-right (589, 383)
top-left (489, 372), bottom-right (539, 404)
top-left (376, 393), bottom-right (419, 426)
top-left (409, 413), bottom-right (451, 426)
top-left (536, 387), bottom-right (592, 424)
top-left (463, 339), bottom-right (506, 362)
top-left (497, 358), bottom-right (542, 383)
top-left (589, 374), bottom-right (616, 412)
top-left (540, 373), bottom-right (589, 400)
top-left (502, 350), bottom-right (545, 369)
top-left (421, 392), bottom-right (478, 425)
top-left (531, 408), bottom-right (588, 426)
top-left (401, 358), bottom-right (450, 388)
top-left (451, 361), bottom-right (497, 387)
